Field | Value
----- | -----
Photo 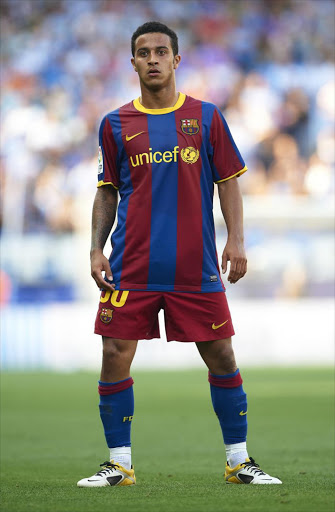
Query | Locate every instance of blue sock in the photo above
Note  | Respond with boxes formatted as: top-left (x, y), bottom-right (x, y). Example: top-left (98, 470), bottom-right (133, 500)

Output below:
top-left (98, 377), bottom-right (134, 448)
top-left (208, 369), bottom-right (247, 444)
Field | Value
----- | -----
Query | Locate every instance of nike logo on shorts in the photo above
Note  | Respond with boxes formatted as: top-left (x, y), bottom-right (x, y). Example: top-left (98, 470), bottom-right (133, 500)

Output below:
top-left (212, 320), bottom-right (228, 330)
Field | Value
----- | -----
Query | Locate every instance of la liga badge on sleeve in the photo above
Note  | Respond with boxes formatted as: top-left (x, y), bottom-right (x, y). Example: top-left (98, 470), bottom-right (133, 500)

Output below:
top-left (98, 146), bottom-right (103, 175)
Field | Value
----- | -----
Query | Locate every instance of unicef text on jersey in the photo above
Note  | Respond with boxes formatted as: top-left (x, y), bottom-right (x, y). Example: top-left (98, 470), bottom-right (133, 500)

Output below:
top-left (129, 146), bottom-right (199, 167)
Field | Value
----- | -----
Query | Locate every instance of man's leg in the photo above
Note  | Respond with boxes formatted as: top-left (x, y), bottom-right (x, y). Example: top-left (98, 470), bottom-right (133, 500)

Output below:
top-left (196, 338), bottom-right (248, 468)
top-left (77, 338), bottom-right (137, 487)
top-left (197, 338), bottom-right (282, 484)
top-left (99, 337), bottom-right (138, 468)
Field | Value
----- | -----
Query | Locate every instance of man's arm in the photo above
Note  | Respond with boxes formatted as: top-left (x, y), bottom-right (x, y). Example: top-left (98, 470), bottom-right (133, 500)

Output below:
top-left (218, 177), bottom-right (247, 284)
top-left (90, 185), bottom-right (118, 291)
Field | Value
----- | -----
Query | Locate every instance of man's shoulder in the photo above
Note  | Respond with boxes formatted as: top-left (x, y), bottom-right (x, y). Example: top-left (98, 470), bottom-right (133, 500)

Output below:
top-left (184, 95), bottom-right (218, 114)
top-left (102, 101), bottom-right (136, 122)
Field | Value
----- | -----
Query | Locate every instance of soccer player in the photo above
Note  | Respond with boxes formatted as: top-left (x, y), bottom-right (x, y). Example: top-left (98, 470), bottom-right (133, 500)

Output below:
top-left (77, 21), bottom-right (282, 487)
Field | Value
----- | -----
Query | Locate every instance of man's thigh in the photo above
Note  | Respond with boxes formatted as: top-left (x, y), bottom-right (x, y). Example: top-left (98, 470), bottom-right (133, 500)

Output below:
top-left (163, 291), bottom-right (235, 342)
top-left (95, 290), bottom-right (162, 340)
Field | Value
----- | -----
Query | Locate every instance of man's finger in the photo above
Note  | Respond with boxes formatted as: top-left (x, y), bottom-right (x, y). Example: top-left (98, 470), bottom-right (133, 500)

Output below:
top-left (237, 258), bottom-right (247, 278)
top-left (91, 269), bottom-right (115, 291)
top-left (239, 259), bottom-right (247, 279)
top-left (229, 258), bottom-right (246, 283)
top-left (101, 279), bottom-right (116, 291)
top-left (229, 259), bottom-right (247, 283)
top-left (99, 280), bottom-right (116, 291)
top-left (228, 258), bottom-right (238, 281)
top-left (102, 260), bottom-right (113, 282)
top-left (222, 252), bottom-right (228, 274)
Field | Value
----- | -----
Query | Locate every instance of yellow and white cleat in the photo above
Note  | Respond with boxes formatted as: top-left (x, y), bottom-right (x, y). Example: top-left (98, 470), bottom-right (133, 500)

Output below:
top-left (225, 457), bottom-right (282, 484)
top-left (77, 460), bottom-right (136, 487)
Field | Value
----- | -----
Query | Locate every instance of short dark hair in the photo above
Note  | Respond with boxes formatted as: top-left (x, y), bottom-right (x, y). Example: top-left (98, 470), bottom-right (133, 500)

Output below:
top-left (131, 21), bottom-right (179, 57)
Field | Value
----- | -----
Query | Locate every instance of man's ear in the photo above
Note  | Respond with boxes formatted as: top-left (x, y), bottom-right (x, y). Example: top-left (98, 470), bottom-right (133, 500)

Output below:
top-left (131, 57), bottom-right (137, 72)
top-left (173, 54), bottom-right (181, 70)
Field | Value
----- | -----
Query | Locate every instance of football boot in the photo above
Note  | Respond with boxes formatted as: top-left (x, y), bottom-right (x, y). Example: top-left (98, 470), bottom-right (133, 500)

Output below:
top-left (77, 460), bottom-right (136, 487)
top-left (225, 457), bottom-right (282, 484)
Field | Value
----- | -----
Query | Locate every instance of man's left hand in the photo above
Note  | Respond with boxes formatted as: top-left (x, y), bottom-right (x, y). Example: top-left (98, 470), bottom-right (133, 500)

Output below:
top-left (221, 239), bottom-right (247, 284)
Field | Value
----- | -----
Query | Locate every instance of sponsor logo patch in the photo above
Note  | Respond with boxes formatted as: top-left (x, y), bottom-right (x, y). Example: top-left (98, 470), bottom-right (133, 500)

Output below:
top-left (181, 118), bottom-right (200, 135)
top-left (100, 308), bottom-right (113, 323)
top-left (98, 146), bottom-right (103, 175)
top-left (129, 146), bottom-right (201, 168)
top-left (180, 146), bottom-right (199, 164)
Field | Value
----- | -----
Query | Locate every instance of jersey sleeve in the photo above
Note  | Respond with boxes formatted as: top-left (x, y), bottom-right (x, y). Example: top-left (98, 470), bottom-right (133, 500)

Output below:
top-left (97, 115), bottom-right (120, 189)
top-left (209, 107), bottom-right (247, 183)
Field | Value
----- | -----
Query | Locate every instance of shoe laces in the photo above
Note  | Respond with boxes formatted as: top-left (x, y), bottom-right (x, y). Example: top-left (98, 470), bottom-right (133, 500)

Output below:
top-left (95, 461), bottom-right (119, 477)
top-left (242, 457), bottom-right (266, 476)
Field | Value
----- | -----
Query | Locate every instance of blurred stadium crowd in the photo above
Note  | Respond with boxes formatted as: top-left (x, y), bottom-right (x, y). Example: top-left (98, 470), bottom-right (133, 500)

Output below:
top-left (1, 0), bottom-right (334, 233)
top-left (0, 0), bottom-right (334, 302)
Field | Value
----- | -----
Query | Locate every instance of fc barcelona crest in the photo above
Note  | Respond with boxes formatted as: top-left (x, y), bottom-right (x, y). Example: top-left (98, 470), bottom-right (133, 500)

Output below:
top-left (181, 119), bottom-right (200, 135)
top-left (100, 308), bottom-right (113, 324)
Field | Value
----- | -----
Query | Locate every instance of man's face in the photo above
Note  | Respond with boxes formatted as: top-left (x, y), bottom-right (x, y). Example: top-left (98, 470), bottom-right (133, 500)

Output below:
top-left (131, 32), bottom-right (181, 90)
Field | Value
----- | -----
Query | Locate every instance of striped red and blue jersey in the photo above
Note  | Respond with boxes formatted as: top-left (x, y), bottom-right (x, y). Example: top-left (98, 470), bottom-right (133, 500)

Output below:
top-left (97, 93), bottom-right (247, 293)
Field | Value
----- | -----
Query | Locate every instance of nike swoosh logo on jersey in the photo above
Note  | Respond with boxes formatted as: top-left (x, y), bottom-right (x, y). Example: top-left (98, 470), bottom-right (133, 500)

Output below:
top-left (212, 320), bottom-right (228, 330)
top-left (239, 410), bottom-right (248, 416)
top-left (126, 131), bottom-right (144, 141)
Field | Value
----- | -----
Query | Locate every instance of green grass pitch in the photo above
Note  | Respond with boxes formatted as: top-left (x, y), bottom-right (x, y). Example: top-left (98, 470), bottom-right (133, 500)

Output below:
top-left (1, 368), bottom-right (334, 512)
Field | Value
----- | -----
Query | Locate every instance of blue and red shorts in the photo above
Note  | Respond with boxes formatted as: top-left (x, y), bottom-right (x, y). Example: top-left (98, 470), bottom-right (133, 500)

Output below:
top-left (94, 290), bottom-right (234, 342)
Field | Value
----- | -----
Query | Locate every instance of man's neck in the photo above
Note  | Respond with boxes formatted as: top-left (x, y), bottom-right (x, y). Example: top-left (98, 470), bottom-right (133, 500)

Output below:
top-left (139, 84), bottom-right (179, 110)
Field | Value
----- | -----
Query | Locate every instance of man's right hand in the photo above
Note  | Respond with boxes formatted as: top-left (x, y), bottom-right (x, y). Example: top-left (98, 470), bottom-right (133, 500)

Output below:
top-left (90, 249), bottom-right (116, 291)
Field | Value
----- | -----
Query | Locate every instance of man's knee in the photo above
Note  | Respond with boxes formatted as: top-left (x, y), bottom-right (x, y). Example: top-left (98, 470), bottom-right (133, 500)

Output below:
top-left (214, 342), bottom-right (236, 372)
top-left (100, 338), bottom-right (137, 382)
top-left (102, 340), bottom-right (121, 363)
top-left (219, 340), bottom-right (235, 359)
top-left (221, 355), bottom-right (237, 374)
top-left (102, 338), bottom-right (136, 367)
top-left (197, 338), bottom-right (237, 374)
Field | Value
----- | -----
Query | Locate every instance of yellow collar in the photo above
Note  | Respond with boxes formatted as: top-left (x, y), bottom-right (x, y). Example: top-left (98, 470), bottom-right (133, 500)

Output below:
top-left (133, 92), bottom-right (186, 114)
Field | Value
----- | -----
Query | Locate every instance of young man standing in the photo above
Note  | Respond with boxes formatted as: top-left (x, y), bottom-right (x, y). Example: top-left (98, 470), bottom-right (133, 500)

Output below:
top-left (77, 21), bottom-right (281, 487)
